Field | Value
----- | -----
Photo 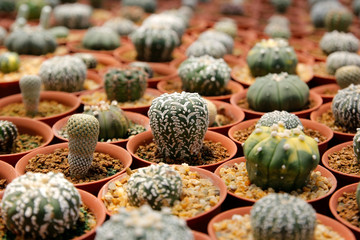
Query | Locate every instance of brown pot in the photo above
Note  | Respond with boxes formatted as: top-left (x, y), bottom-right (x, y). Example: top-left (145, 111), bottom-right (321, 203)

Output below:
top-left (0, 91), bottom-right (81, 126)
top-left (56, 29), bottom-right (86, 45)
top-left (313, 61), bottom-right (336, 85)
top-left (0, 160), bottom-right (18, 194)
top-left (311, 83), bottom-right (340, 103)
top-left (193, 231), bottom-right (211, 240)
top-left (126, 130), bottom-right (237, 172)
top-left (0, 117), bottom-right (54, 166)
top-left (67, 41), bottom-right (120, 55)
top-left (15, 142), bottom-right (133, 195)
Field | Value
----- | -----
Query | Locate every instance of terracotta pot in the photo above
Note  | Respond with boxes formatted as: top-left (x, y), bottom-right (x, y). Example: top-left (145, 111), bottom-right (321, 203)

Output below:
top-left (87, 53), bottom-right (122, 74)
top-left (311, 83), bottom-right (340, 103)
top-left (0, 160), bottom-right (18, 194)
top-left (71, 71), bottom-right (103, 96)
top-left (214, 157), bottom-right (337, 214)
top-left (208, 206), bottom-right (356, 240)
top-left (97, 164), bottom-right (227, 232)
top-left (67, 41), bottom-right (120, 55)
top-left (157, 79), bottom-right (244, 103)
top-left (52, 111), bottom-right (150, 147)
top-left (0, 117), bottom-right (54, 166)
top-left (126, 130), bottom-right (237, 172)
top-left (0, 91), bottom-right (81, 126)
top-left (193, 231), bottom-right (211, 240)
top-left (15, 142), bottom-right (133, 195)
top-left (230, 89), bottom-right (323, 119)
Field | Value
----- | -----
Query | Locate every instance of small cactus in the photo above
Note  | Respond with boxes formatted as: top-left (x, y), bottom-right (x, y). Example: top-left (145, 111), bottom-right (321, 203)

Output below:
top-left (129, 61), bottom-right (154, 78)
top-left (270, 0), bottom-right (292, 13)
top-left (213, 19), bottom-right (238, 38)
top-left (325, 8), bottom-right (353, 32)
top-left (0, 52), bottom-right (20, 74)
top-left (326, 51), bottom-right (360, 75)
top-left (310, 1), bottom-right (343, 28)
top-left (198, 29), bottom-right (234, 54)
top-left (19, 75), bottom-right (41, 117)
top-left (319, 31), bottom-right (359, 55)
top-left (205, 99), bottom-right (217, 126)
top-left (74, 53), bottom-right (98, 69)
top-left (103, 17), bottom-right (137, 37)
top-left (0, 120), bottom-right (18, 154)
top-left (143, 13), bottom-right (186, 39)
top-left (126, 164), bottom-right (182, 210)
top-left (53, 3), bottom-right (92, 29)
top-left (82, 27), bottom-right (121, 51)
top-left (353, 128), bottom-right (360, 163)
top-left (67, 114), bottom-right (100, 177)
top-left (264, 23), bottom-right (291, 39)
top-left (185, 39), bottom-right (227, 59)
top-left (122, 0), bottom-right (157, 13)
top-left (335, 65), bottom-right (360, 89)
top-left (257, 110), bottom-right (303, 129)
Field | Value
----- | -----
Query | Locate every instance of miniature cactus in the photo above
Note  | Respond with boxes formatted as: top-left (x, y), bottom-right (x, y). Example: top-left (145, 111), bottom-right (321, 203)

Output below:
top-left (95, 205), bottom-right (194, 240)
top-left (53, 3), bottom-right (92, 29)
top-left (74, 53), bottom-right (98, 69)
top-left (257, 110), bottom-right (303, 129)
top-left (205, 99), bottom-right (217, 126)
top-left (16, 0), bottom-right (46, 19)
top-left (0, 52), bottom-right (20, 73)
top-left (82, 27), bottom-right (121, 51)
top-left (335, 65), bottom-right (360, 89)
top-left (0, 0), bottom-right (15, 12)
top-left (264, 23), bottom-right (291, 39)
top-left (126, 164), bottom-right (182, 210)
top-left (104, 68), bottom-right (148, 102)
top-left (250, 193), bottom-right (316, 240)
top-left (143, 13), bottom-right (186, 39)
top-left (198, 29), bottom-right (234, 54)
top-left (39, 55), bottom-right (87, 92)
top-left (326, 51), bottom-right (360, 75)
top-left (129, 61), bottom-right (154, 78)
top-left (120, 6), bottom-right (144, 23)
top-left (270, 0), bottom-right (291, 13)
top-left (185, 39), bottom-right (227, 59)
top-left (246, 38), bottom-right (298, 77)
top-left (353, 128), bottom-right (360, 163)
top-left (1, 172), bottom-right (81, 239)
top-left (19, 75), bottom-right (41, 117)
top-left (243, 124), bottom-right (320, 191)
top-left (319, 31), bottom-right (359, 55)
top-left (213, 19), bottom-right (238, 38)
top-left (66, 114), bottom-right (100, 177)
top-left (310, 1), bottom-right (343, 28)
top-left (48, 26), bottom-right (69, 39)
top-left (178, 55), bottom-right (231, 96)
top-left (103, 17), bottom-right (137, 36)
top-left (0, 26), bottom-right (7, 46)
top-left (353, 0), bottom-right (360, 16)
top-left (148, 92), bottom-right (209, 160)
top-left (0, 120), bottom-right (18, 153)
top-left (122, 0), bottom-right (157, 13)
top-left (325, 9), bottom-right (353, 32)
top-left (247, 73), bottom-right (309, 112)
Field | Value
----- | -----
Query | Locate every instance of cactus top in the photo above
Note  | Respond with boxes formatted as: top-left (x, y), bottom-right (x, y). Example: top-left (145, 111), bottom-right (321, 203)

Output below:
top-left (257, 110), bottom-right (303, 129)
top-left (142, 13), bottom-right (186, 38)
top-left (54, 3), bottom-right (92, 18)
top-left (198, 29), bottom-right (234, 54)
top-left (320, 31), bottom-right (359, 55)
top-left (130, 24), bottom-right (180, 46)
top-left (255, 38), bottom-right (289, 48)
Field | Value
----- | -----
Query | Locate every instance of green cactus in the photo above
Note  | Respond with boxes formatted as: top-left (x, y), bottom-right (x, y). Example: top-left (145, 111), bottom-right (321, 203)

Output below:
top-left (353, 128), bottom-right (360, 163)
top-left (198, 30), bottom-right (234, 54)
top-left (0, 27), bottom-right (7, 46)
top-left (148, 92), bottom-right (209, 160)
top-left (0, 0), bottom-right (15, 12)
top-left (82, 27), bottom-right (121, 51)
top-left (0, 52), bottom-right (20, 74)
top-left (326, 51), bottom-right (360, 75)
top-left (243, 124), bottom-right (320, 191)
top-left (335, 65), bottom-right (360, 89)
top-left (220, 2), bottom-right (244, 16)
top-left (95, 205), bottom-right (194, 240)
top-left (143, 13), bottom-right (186, 39)
top-left (178, 55), bottom-right (231, 96)
top-left (103, 17), bottom-right (137, 37)
top-left (213, 19), bottom-right (238, 38)
top-left (246, 38), bottom-right (298, 77)
top-left (264, 23), bottom-right (291, 39)
top-left (257, 110), bottom-right (303, 129)
top-left (39, 55), bottom-right (87, 92)
top-left (122, 0), bottom-right (157, 13)
top-left (356, 181), bottom-right (360, 211)
top-left (16, 0), bottom-right (46, 19)
top-left (126, 164), bottom-right (182, 210)
top-left (268, 15), bottom-right (289, 26)
top-left (270, 0), bottom-right (292, 13)
top-left (0, 120), bottom-right (18, 154)
top-left (53, 3), bottom-right (92, 29)
top-left (246, 73), bottom-right (309, 112)
top-left (104, 68), bottom-right (148, 102)
top-left (120, 6), bottom-right (144, 23)
top-left (250, 193), bottom-right (316, 240)
top-left (74, 53), bottom-right (98, 69)
top-left (325, 9), bottom-right (353, 32)
top-left (205, 99), bottom-right (217, 127)
top-left (129, 61), bottom-right (154, 78)
top-left (48, 26), bottom-right (69, 39)
top-left (185, 40), bottom-right (227, 59)
top-left (310, 1), bottom-right (343, 28)
top-left (66, 114), bottom-right (100, 177)
top-left (19, 75), bottom-right (41, 117)
top-left (320, 31), bottom-right (359, 55)
top-left (353, 0), bottom-right (360, 16)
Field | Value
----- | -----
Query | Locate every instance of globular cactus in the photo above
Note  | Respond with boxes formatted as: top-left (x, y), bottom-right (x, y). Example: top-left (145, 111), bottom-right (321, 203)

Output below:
top-left (205, 99), bottom-right (217, 126)
top-left (126, 164), bottom-right (182, 210)
top-left (16, 0), bottom-right (46, 19)
top-left (353, 128), bottom-right (360, 163)
top-left (129, 61), bottom-right (154, 78)
top-left (74, 53), bottom-right (98, 69)
top-left (0, 26), bottom-right (7, 46)
top-left (257, 110), bottom-right (303, 129)
top-left (39, 55), bottom-right (87, 92)
top-left (250, 193), bottom-right (316, 240)
top-left (178, 55), bottom-right (231, 96)
top-left (53, 3), bottom-right (92, 29)
top-left (268, 15), bottom-right (289, 26)
top-left (103, 17), bottom-right (137, 36)
top-left (143, 13), bottom-right (186, 39)
top-left (247, 73), bottom-right (309, 112)
top-left (243, 124), bottom-right (320, 191)
top-left (185, 39), bottom-right (227, 59)
top-left (19, 75), bottom-right (41, 117)
top-left (122, 0), bottom-right (157, 13)
top-left (310, 1), bottom-right (343, 28)
top-left (319, 31), bottom-right (359, 55)
top-left (148, 92), bottom-right (209, 160)
top-left (325, 9), bottom-right (353, 32)
top-left (0, 120), bottom-right (18, 154)
top-left (353, 0), bottom-right (360, 16)
top-left (104, 68), bottom-right (148, 102)
top-left (335, 65), bottom-right (360, 89)
top-left (0, 0), bottom-right (15, 12)
top-left (67, 114), bottom-right (100, 177)
top-left (198, 29), bottom-right (234, 54)
top-left (82, 27), bottom-right (121, 51)
top-left (246, 38), bottom-right (298, 77)
top-left (0, 52), bottom-right (20, 74)
top-left (48, 26), bottom-right (69, 39)
top-left (270, 0), bottom-right (292, 13)
top-left (264, 23), bottom-right (291, 39)
top-left (1, 172), bottom-right (81, 239)
top-left (83, 101), bottom-right (130, 141)
top-left (95, 205), bottom-right (194, 240)
top-left (213, 19), bottom-right (238, 38)
top-left (326, 51), bottom-right (360, 75)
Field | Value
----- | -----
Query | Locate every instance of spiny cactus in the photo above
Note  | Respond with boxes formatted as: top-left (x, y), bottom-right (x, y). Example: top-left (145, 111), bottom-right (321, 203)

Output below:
top-left (335, 65), bottom-right (360, 89)
top-left (148, 92), bottom-right (209, 160)
top-left (82, 27), bottom-right (121, 51)
top-left (0, 52), bottom-right (20, 74)
top-left (67, 114), bottom-right (100, 177)
top-left (103, 17), bottom-right (137, 36)
top-left (325, 8), bottom-right (353, 32)
top-left (95, 205), bottom-right (194, 240)
top-left (319, 31), bottom-right (359, 56)
top-left (53, 3), bottom-right (92, 29)
top-left (271, 0), bottom-right (291, 13)
top-left (19, 75), bottom-right (41, 117)
top-left (243, 124), bottom-right (320, 191)
top-left (178, 55), bottom-right (231, 96)
top-left (1, 172), bottom-right (81, 239)
top-left (250, 193), bottom-right (316, 240)
top-left (353, 128), bottom-right (360, 163)
top-left (310, 1), bottom-right (343, 28)
top-left (48, 26), bottom-right (69, 39)
top-left (257, 110), bottom-right (303, 129)
top-left (126, 164), bottom-right (182, 210)
top-left (143, 13), bottom-right (186, 39)
top-left (213, 20), bottom-right (238, 38)
top-left (74, 53), bottom-right (98, 69)
top-left (39, 55), bottom-right (87, 92)
top-left (264, 23), bottom-right (291, 39)
top-left (326, 51), bottom-right (360, 75)
top-left (198, 30), bottom-right (234, 54)
top-left (205, 99), bottom-right (217, 127)
top-left (122, 0), bottom-right (157, 13)
top-left (0, 120), bottom-right (18, 154)
top-left (129, 61), bottom-right (154, 78)
top-left (104, 68), bottom-right (148, 102)
top-left (185, 39), bottom-right (227, 59)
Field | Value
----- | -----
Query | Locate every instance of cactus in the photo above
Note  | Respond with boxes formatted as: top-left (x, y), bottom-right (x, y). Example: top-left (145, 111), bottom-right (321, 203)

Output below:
top-left (148, 92), bottom-right (209, 160)
top-left (268, 15), bottom-right (289, 26)
top-left (126, 164), bottom-right (182, 210)
top-left (16, 0), bottom-right (46, 19)
top-left (0, 26), bottom-right (7, 46)
top-left (353, 0), bottom-right (360, 16)
top-left (103, 17), bottom-right (137, 36)
top-left (0, 52), bottom-right (20, 74)
top-left (264, 23), bottom-right (291, 39)
top-left (0, 120), bottom-right (18, 154)
top-left (178, 55), bottom-right (231, 96)
top-left (185, 39), bottom-right (227, 59)
top-left (335, 65), bottom-right (360, 89)
top-left (130, 25), bottom-right (180, 62)
top-left (198, 30), bottom-right (234, 54)
top-left (66, 114), bottom-right (100, 177)
top-left (39, 55), bottom-right (87, 92)
top-left (310, 1), bottom-right (343, 28)
top-left (205, 99), bottom-right (217, 126)
top-left (247, 73), bottom-right (309, 112)
top-left (19, 75), bottom-right (41, 117)
top-left (257, 110), bottom-right (303, 129)
top-left (325, 9), bottom-right (353, 32)
top-left (1, 172), bottom-right (81, 239)
top-left (353, 128), bottom-right (360, 163)
top-left (74, 53), bottom-right (98, 69)
top-left (120, 6), bottom-right (144, 23)
top-left (82, 27), bottom-right (121, 51)
top-left (220, 2), bottom-right (243, 16)
top-left (356, 181), bottom-right (360, 211)
top-left (104, 68), bottom-right (148, 102)
top-left (83, 101), bottom-right (130, 141)
top-left (0, 0), bottom-right (15, 12)
top-left (326, 51), bottom-right (360, 75)
top-left (129, 61), bottom-right (154, 78)
top-left (319, 31), bottom-right (359, 55)
top-left (246, 38), bottom-right (298, 77)
top-left (250, 193), bottom-right (316, 240)
top-left (53, 3), bottom-right (92, 29)
top-left (95, 205), bottom-right (193, 240)
top-left (271, 0), bottom-right (291, 13)
top-left (243, 124), bottom-right (320, 191)
top-left (48, 26), bottom-right (69, 39)
top-left (213, 19), bottom-right (238, 38)
top-left (143, 13), bottom-right (186, 39)
top-left (122, 0), bottom-right (157, 13)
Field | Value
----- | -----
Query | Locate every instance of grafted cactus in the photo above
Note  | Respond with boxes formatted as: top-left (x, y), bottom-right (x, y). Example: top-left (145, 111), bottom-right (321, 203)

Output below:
top-left (326, 51), bottom-right (360, 75)
top-left (82, 27), bottom-right (121, 51)
top-left (257, 110), bottom-right (303, 129)
top-left (74, 53), bottom-right (98, 69)
top-left (198, 30), bottom-right (234, 54)
top-left (325, 8), bottom-right (353, 32)
top-left (129, 61), bottom-right (154, 78)
top-left (19, 75), bottom-right (41, 117)
top-left (320, 31), bottom-right (359, 55)
top-left (53, 3), bottom-right (92, 29)
top-left (0, 120), bottom-right (18, 153)
top-left (186, 39), bottom-right (227, 59)
top-left (0, 52), bottom-right (20, 74)
top-left (335, 65), bottom-right (360, 89)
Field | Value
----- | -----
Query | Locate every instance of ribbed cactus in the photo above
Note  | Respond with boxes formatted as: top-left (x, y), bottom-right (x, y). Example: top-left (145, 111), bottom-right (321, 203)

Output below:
top-left (353, 128), bottom-right (360, 163)
top-left (247, 73), bottom-right (309, 112)
top-left (67, 114), bottom-right (100, 177)
top-left (213, 19), bottom-right (238, 38)
top-left (246, 39), bottom-right (298, 77)
top-left (103, 17), bottom-right (137, 36)
top-left (82, 27), bottom-right (121, 51)
top-left (122, 0), bottom-right (157, 13)
top-left (0, 27), bottom-right (7, 46)
top-left (83, 101), bottom-right (130, 141)
top-left (48, 26), bottom-right (69, 39)
top-left (335, 65), bottom-right (360, 89)
top-left (53, 3), bottom-right (92, 29)
top-left (129, 61), bottom-right (154, 78)
top-left (310, 1), bottom-right (343, 28)
top-left (326, 51), bottom-right (360, 75)
top-left (270, 0), bottom-right (291, 13)
top-left (104, 68), bottom-right (148, 102)
top-left (205, 99), bottom-right (217, 126)
top-left (250, 193), bottom-right (316, 240)
top-left (0, 120), bottom-right (18, 154)
top-left (148, 92), bottom-right (209, 160)
top-left (243, 124), bottom-right (319, 191)
top-left (0, 0), bottom-right (15, 12)
top-left (319, 31), bottom-right (359, 55)
top-left (126, 164), bottom-right (182, 210)
top-left (74, 53), bottom-right (98, 69)
top-left (19, 75), bottom-right (41, 117)
top-left (257, 110), bottom-right (303, 129)
top-left (1, 172), bottom-right (81, 239)
top-left (325, 9), bottom-right (353, 32)
top-left (198, 30), bottom-right (234, 54)
top-left (185, 39), bottom-right (227, 59)
top-left (0, 52), bottom-right (20, 74)
top-left (95, 205), bottom-right (194, 240)
top-left (143, 13), bottom-right (186, 39)
top-left (264, 23), bottom-right (291, 39)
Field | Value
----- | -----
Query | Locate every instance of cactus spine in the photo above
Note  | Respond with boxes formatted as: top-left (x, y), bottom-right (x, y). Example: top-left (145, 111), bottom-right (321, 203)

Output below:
top-left (257, 110), bottom-right (303, 129)
top-left (0, 120), bottom-right (18, 154)
top-left (19, 75), bottom-right (41, 117)
top-left (335, 65), bottom-right (360, 89)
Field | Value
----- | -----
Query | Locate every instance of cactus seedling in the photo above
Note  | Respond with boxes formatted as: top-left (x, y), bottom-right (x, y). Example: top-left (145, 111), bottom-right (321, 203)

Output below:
top-left (0, 120), bottom-right (18, 154)
top-left (19, 75), bottom-right (41, 117)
